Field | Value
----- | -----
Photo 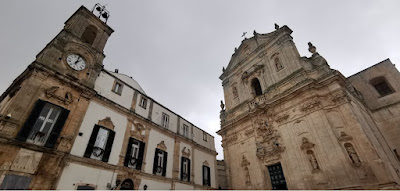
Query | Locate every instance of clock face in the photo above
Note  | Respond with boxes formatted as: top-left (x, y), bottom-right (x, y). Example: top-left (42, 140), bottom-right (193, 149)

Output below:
top-left (66, 53), bottom-right (86, 71)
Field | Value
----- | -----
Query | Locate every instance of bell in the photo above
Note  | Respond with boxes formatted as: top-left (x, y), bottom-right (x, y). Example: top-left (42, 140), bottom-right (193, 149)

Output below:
top-left (102, 12), bottom-right (109, 19)
top-left (96, 6), bottom-right (102, 12)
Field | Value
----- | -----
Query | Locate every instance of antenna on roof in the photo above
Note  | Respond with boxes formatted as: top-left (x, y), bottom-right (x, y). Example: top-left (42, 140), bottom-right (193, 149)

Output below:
top-left (92, 3), bottom-right (110, 23)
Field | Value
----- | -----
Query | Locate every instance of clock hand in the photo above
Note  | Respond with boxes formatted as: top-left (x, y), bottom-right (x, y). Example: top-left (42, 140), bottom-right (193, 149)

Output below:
top-left (75, 57), bottom-right (81, 64)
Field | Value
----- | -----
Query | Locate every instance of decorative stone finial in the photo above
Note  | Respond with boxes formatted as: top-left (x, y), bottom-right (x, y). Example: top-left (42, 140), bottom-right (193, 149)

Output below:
top-left (220, 100), bottom-right (225, 111)
top-left (275, 23), bottom-right (279, 30)
top-left (222, 67), bottom-right (225, 73)
top-left (234, 47), bottom-right (238, 52)
top-left (308, 42), bottom-right (317, 54)
top-left (253, 30), bottom-right (257, 36)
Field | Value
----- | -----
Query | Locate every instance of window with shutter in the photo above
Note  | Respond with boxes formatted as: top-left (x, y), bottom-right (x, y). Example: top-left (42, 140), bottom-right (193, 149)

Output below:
top-left (16, 100), bottom-right (69, 148)
top-left (84, 125), bottom-right (115, 162)
top-left (203, 165), bottom-right (211, 186)
top-left (125, 137), bottom-right (145, 170)
top-left (153, 149), bottom-right (167, 176)
top-left (181, 157), bottom-right (190, 182)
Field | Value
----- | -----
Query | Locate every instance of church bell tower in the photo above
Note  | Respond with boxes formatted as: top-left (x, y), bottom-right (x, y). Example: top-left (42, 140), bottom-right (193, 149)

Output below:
top-left (35, 4), bottom-right (114, 88)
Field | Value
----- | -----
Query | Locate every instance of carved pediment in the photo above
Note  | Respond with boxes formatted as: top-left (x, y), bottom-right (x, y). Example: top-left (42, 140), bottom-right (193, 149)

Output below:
top-left (338, 132), bottom-right (353, 142)
top-left (300, 137), bottom-right (315, 150)
top-left (98, 117), bottom-right (115, 130)
top-left (131, 122), bottom-right (146, 141)
top-left (203, 160), bottom-right (209, 166)
top-left (182, 147), bottom-right (191, 158)
top-left (157, 141), bottom-right (167, 151)
top-left (225, 27), bottom-right (292, 75)
top-left (45, 86), bottom-right (73, 105)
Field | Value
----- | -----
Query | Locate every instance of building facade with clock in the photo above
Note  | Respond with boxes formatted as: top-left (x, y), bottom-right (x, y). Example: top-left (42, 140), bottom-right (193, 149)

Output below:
top-left (0, 5), bottom-right (217, 190)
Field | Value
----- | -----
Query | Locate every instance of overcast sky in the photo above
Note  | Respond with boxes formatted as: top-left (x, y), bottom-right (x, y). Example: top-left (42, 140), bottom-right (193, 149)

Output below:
top-left (1, 0), bottom-right (400, 159)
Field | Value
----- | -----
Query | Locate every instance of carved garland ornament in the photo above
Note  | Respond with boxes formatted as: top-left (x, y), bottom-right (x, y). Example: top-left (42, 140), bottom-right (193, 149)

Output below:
top-left (131, 122), bottom-right (146, 141)
top-left (300, 98), bottom-right (321, 113)
top-left (275, 113), bottom-right (289, 123)
top-left (45, 86), bottom-right (73, 105)
top-left (182, 147), bottom-right (191, 158)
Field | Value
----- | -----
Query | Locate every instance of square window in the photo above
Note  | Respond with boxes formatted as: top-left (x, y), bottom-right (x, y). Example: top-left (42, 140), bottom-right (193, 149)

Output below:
top-left (161, 113), bottom-right (169, 129)
top-left (112, 81), bottom-right (123, 95)
top-left (139, 96), bottom-right (147, 109)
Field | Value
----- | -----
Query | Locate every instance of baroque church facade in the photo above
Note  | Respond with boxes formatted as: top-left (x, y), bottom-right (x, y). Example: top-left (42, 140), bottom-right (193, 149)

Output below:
top-left (218, 25), bottom-right (400, 189)
top-left (0, 5), bottom-right (217, 190)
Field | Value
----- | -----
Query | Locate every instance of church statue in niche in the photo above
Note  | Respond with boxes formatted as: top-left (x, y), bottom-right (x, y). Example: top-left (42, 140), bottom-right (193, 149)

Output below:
top-left (244, 166), bottom-right (251, 185)
top-left (345, 143), bottom-right (361, 167)
top-left (307, 150), bottom-right (320, 173)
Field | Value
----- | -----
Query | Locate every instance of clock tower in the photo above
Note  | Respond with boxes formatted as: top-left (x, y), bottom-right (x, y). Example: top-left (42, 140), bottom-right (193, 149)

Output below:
top-left (35, 5), bottom-right (114, 88)
top-left (0, 5), bottom-right (113, 189)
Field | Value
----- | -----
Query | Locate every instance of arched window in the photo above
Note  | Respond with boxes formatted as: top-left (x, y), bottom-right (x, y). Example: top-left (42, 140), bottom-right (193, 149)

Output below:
top-left (370, 76), bottom-right (394, 97)
top-left (251, 78), bottom-right (262, 96)
top-left (81, 25), bottom-right (97, 45)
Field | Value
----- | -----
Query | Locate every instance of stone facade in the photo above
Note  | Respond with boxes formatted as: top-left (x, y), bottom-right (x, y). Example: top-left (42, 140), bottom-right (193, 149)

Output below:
top-left (217, 26), bottom-right (400, 189)
top-left (216, 160), bottom-right (228, 189)
top-left (0, 5), bottom-right (217, 190)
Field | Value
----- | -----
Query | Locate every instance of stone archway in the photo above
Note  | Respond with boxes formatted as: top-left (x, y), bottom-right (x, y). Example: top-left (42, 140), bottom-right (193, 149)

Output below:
top-left (120, 179), bottom-right (134, 190)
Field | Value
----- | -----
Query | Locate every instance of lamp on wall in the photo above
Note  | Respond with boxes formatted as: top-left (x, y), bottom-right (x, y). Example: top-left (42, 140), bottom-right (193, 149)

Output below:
top-left (143, 184), bottom-right (148, 190)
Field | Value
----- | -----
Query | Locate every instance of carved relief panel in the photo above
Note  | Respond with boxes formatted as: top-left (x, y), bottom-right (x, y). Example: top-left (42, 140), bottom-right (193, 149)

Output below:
top-left (253, 116), bottom-right (285, 163)
top-left (10, 148), bottom-right (43, 174)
